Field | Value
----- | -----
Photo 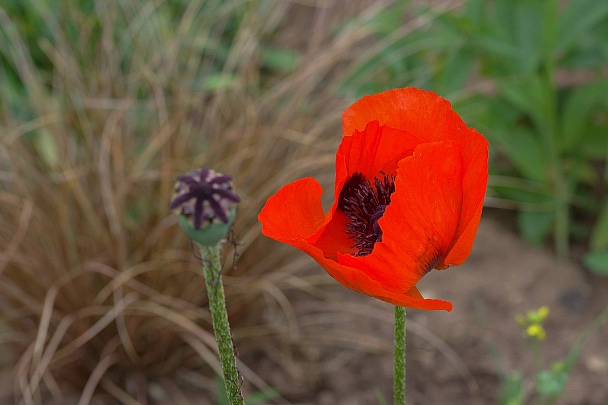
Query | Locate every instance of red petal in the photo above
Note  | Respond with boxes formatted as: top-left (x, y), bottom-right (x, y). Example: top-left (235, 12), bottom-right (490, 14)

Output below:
top-left (337, 140), bottom-right (464, 293)
top-left (342, 88), bottom-right (468, 144)
top-left (438, 142), bottom-right (487, 268)
top-left (338, 121), bottom-right (421, 180)
top-left (343, 88), bottom-right (488, 268)
top-left (438, 198), bottom-right (483, 268)
top-left (312, 209), bottom-right (353, 259)
top-left (331, 121), bottom-right (422, 209)
top-left (259, 88), bottom-right (487, 311)
top-left (312, 251), bottom-right (452, 310)
top-left (259, 178), bottom-right (327, 241)
top-left (258, 178), bottom-right (452, 311)
top-left (313, 121), bottom-right (423, 257)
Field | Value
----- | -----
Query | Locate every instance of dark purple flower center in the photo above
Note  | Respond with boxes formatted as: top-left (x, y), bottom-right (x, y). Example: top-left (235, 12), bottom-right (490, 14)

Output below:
top-left (338, 172), bottom-right (396, 256)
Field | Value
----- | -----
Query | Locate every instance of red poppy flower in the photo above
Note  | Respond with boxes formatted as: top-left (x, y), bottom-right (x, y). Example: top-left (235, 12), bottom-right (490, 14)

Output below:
top-left (258, 88), bottom-right (488, 311)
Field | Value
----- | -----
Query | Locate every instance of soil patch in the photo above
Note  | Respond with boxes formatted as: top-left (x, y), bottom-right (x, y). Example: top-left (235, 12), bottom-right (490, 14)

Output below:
top-left (244, 218), bottom-right (608, 405)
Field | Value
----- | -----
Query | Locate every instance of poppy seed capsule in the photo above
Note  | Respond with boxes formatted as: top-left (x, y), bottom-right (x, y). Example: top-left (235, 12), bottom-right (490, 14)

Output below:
top-left (170, 167), bottom-right (240, 245)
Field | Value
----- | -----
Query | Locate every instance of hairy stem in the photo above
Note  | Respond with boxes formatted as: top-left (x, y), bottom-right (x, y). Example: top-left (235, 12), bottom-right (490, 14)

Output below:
top-left (199, 243), bottom-right (245, 405)
top-left (394, 305), bottom-right (406, 405)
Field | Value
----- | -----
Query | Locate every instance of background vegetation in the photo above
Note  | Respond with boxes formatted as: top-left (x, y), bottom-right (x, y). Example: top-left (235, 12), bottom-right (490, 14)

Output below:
top-left (1, 0), bottom-right (607, 403)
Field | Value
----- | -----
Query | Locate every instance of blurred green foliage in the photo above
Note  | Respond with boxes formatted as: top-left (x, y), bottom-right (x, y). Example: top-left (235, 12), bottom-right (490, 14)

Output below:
top-left (341, 0), bottom-right (608, 266)
top-left (0, 0), bottom-right (299, 122)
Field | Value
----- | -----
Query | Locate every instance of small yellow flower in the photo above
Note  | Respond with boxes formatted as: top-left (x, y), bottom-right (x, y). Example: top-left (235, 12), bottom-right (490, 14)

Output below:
top-left (526, 324), bottom-right (546, 341)
top-left (516, 305), bottom-right (550, 341)
top-left (527, 306), bottom-right (549, 323)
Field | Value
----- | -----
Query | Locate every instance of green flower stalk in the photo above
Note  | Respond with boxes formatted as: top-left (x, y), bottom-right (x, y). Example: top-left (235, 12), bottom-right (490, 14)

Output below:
top-left (199, 243), bottom-right (244, 405)
top-left (394, 306), bottom-right (406, 405)
top-left (171, 167), bottom-right (244, 405)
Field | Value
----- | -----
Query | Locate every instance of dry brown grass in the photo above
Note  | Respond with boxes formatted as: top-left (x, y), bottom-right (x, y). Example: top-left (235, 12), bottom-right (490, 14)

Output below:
top-left (0, 0), bottom-right (411, 403)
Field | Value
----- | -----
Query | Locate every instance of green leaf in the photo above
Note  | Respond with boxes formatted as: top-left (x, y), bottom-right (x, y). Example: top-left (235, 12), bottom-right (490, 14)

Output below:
top-left (245, 389), bottom-right (279, 405)
top-left (463, 0), bottom-right (484, 28)
top-left (518, 210), bottom-right (555, 246)
top-left (492, 126), bottom-right (550, 183)
top-left (536, 363), bottom-right (568, 397)
top-left (498, 77), bottom-right (554, 137)
top-left (374, 388), bottom-right (389, 405)
top-left (215, 377), bottom-right (279, 405)
top-left (259, 46), bottom-right (299, 73)
top-left (437, 46), bottom-right (475, 94)
top-left (583, 250), bottom-right (608, 275)
top-left (556, 0), bottom-right (608, 53)
top-left (513, 0), bottom-right (545, 74)
top-left (34, 129), bottom-right (60, 169)
top-left (215, 377), bottom-right (229, 405)
top-left (560, 15), bottom-right (608, 69)
top-left (476, 35), bottom-right (518, 60)
top-left (366, 0), bottom-right (410, 35)
top-left (203, 74), bottom-right (237, 91)
top-left (590, 203), bottom-right (608, 251)
top-left (492, 0), bottom-right (517, 44)
top-left (490, 183), bottom-right (553, 206)
top-left (499, 372), bottom-right (524, 405)
top-left (560, 80), bottom-right (608, 150)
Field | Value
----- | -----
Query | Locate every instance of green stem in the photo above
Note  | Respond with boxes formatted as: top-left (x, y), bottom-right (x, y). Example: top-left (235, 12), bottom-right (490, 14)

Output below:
top-left (554, 190), bottom-right (570, 259)
top-left (199, 243), bottom-right (245, 405)
top-left (531, 339), bottom-right (543, 405)
top-left (394, 306), bottom-right (406, 405)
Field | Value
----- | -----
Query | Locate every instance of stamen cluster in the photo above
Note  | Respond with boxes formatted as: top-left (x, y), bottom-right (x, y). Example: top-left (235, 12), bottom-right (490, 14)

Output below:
top-left (170, 167), bottom-right (240, 230)
top-left (340, 172), bottom-right (396, 256)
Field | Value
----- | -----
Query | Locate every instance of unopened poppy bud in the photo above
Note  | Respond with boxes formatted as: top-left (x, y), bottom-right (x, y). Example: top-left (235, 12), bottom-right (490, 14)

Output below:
top-left (170, 166), bottom-right (240, 245)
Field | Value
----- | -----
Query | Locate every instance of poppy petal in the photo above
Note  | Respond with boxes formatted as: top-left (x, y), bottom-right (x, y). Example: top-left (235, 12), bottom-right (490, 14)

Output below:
top-left (337, 140), bottom-right (464, 293)
top-left (308, 248), bottom-right (453, 310)
top-left (258, 178), bottom-right (452, 311)
top-left (342, 87), bottom-right (468, 144)
top-left (330, 121), bottom-right (422, 218)
top-left (336, 120), bottom-right (421, 185)
top-left (342, 87), bottom-right (488, 269)
top-left (318, 121), bottom-right (423, 256)
top-left (260, 88), bottom-right (487, 311)
top-left (312, 209), bottom-right (353, 259)
top-left (371, 286), bottom-right (452, 310)
top-left (438, 141), bottom-right (488, 268)
top-left (258, 177), bottom-right (326, 241)
top-left (438, 203), bottom-right (483, 268)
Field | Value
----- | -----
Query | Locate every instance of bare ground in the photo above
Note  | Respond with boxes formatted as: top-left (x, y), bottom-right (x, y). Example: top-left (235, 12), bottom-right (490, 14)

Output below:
top-left (241, 217), bottom-right (608, 405)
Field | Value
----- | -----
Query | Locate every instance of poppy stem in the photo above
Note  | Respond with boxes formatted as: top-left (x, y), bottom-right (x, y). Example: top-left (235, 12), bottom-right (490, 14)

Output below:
top-left (199, 243), bottom-right (245, 405)
top-left (394, 305), bottom-right (406, 405)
